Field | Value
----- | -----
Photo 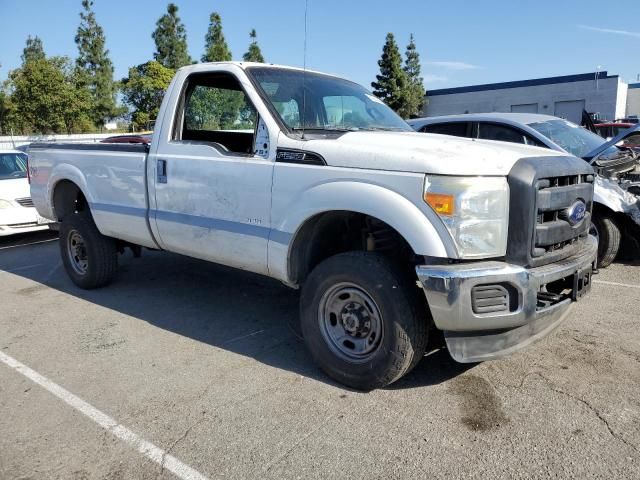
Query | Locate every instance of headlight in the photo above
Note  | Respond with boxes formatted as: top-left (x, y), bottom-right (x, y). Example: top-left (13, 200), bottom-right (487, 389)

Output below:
top-left (424, 175), bottom-right (509, 258)
top-left (0, 199), bottom-right (14, 209)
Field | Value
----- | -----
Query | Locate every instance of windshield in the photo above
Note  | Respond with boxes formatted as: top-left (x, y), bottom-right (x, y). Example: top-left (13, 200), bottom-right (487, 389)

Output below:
top-left (528, 119), bottom-right (617, 158)
top-left (0, 153), bottom-right (28, 180)
top-left (247, 67), bottom-right (412, 132)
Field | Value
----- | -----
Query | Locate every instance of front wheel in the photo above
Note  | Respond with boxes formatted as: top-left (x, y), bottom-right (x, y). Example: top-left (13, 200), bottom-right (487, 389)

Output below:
top-left (59, 213), bottom-right (118, 289)
top-left (591, 211), bottom-right (621, 268)
top-left (300, 252), bottom-right (429, 390)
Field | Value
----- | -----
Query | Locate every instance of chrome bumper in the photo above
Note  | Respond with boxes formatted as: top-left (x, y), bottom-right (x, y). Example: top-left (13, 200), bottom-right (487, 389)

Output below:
top-left (416, 235), bottom-right (597, 363)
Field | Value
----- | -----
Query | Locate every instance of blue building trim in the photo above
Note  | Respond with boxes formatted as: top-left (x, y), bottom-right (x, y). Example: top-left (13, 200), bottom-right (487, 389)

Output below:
top-left (427, 72), bottom-right (617, 97)
top-left (629, 83), bottom-right (640, 90)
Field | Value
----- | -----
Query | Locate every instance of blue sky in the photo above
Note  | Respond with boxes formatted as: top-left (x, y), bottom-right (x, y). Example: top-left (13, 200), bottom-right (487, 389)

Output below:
top-left (0, 0), bottom-right (639, 90)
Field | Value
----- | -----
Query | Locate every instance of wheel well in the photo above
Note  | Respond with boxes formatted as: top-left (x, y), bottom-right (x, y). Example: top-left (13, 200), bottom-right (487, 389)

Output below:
top-left (52, 180), bottom-right (88, 221)
top-left (288, 211), bottom-right (417, 285)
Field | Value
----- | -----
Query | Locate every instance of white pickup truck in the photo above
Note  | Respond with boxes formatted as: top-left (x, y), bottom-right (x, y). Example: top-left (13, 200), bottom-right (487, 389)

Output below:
top-left (29, 62), bottom-right (597, 389)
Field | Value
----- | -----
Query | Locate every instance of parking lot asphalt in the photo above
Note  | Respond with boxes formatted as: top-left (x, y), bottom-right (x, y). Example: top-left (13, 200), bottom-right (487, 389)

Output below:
top-left (1, 231), bottom-right (639, 479)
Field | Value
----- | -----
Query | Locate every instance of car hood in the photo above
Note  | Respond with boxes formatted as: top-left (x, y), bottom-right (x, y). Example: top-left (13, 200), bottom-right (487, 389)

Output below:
top-left (0, 178), bottom-right (30, 201)
top-left (301, 131), bottom-right (570, 175)
top-left (585, 124), bottom-right (640, 161)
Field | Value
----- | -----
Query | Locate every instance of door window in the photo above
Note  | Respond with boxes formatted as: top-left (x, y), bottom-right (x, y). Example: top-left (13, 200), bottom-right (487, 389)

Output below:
top-left (478, 123), bottom-right (527, 144)
top-left (421, 122), bottom-right (470, 138)
top-left (178, 73), bottom-right (258, 155)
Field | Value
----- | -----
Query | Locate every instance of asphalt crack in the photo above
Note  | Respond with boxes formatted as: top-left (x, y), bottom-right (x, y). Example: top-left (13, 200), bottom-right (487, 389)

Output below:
top-left (262, 414), bottom-right (334, 474)
top-left (502, 371), bottom-right (639, 456)
top-left (157, 414), bottom-right (207, 479)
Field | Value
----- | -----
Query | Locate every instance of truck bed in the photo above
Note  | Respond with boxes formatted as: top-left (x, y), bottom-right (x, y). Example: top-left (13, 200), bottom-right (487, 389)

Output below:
top-left (28, 142), bottom-right (157, 249)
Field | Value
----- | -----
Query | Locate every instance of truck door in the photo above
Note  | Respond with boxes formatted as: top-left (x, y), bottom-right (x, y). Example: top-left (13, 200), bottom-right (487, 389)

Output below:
top-left (150, 71), bottom-right (273, 275)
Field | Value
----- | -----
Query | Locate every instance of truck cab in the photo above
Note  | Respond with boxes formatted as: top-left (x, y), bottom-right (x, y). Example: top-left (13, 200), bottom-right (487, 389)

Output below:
top-left (29, 63), bottom-right (597, 390)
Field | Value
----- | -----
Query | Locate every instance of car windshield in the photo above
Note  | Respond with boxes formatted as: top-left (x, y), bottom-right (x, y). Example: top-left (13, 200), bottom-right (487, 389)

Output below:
top-left (528, 119), bottom-right (617, 158)
top-left (0, 153), bottom-right (28, 180)
top-left (247, 67), bottom-right (412, 132)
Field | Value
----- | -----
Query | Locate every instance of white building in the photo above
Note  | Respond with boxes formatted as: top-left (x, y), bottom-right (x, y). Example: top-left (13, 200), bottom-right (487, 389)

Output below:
top-left (627, 82), bottom-right (640, 119)
top-left (424, 71), bottom-right (629, 124)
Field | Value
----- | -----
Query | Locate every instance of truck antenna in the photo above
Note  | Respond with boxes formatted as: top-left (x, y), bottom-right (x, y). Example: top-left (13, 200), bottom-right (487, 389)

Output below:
top-left (301, 0), bottom-right (309, 140)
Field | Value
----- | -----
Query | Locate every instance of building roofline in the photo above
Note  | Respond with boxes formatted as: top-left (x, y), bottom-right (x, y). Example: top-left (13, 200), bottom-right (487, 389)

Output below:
top-left (630, 82), bottom-right (640, 89)
top-left (427, 71), bottom-right (618, 97)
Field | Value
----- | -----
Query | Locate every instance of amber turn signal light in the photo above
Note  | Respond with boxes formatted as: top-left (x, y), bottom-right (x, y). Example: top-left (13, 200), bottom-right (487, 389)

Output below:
top-left (424, 192), bottom-right (455, 216)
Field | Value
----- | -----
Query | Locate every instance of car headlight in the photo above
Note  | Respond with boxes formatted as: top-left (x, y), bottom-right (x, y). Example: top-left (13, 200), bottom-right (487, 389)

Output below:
top-left (424, 175), bottom-right (509, 258)
top-left (0, 199), bottom-right (14, 209)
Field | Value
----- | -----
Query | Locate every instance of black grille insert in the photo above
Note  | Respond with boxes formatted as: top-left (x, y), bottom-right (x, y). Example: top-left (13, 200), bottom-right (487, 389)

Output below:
top-left (471, 283), bottom-right (519, 314)
top-left (15, 197), bottom-right (34, 208)
top-left (533, 174), bottom-right (593, 258)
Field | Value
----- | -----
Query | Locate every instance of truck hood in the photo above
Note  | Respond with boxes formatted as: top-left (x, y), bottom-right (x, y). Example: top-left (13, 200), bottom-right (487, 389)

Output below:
top-left (302, 131), bottom-right (568, 175)
top-left (0, 178), bottom-right (30, 201)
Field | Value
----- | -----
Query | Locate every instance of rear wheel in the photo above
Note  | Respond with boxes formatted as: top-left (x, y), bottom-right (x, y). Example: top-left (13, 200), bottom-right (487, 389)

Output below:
top-left (300, 252), bottom-right (428, 390)
top-left (591, 211), bottom-right (621, 268)
top-left (59, 213), bottom-right (118, 289)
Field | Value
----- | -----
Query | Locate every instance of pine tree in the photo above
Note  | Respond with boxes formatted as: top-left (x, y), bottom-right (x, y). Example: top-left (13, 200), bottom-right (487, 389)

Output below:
top-left (75, 0), bottom-right (118, 126)
top-left (152, 3), bottom-right (192, 69)
top-left (371, 33), bottom-right (408, 114)
top-left (202, 12), bottom-right (232, 62)
top-left (21, 36), bottom-right (45, 64)
top-left (401, 34), bottom-right (426, 118)
top-left (242, 29), bottom-right (265, 63)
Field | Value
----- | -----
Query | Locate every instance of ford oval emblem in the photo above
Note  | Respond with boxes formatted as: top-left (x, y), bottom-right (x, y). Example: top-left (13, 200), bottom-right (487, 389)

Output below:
top-left (566, 200), bottom-right (586, 226)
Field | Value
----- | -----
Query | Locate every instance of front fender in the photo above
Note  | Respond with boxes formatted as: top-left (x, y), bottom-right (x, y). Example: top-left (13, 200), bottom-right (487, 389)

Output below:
top-left (267, 179), bottom-right (456, 285)
top-left (594, 176), bottom-right (640, 226)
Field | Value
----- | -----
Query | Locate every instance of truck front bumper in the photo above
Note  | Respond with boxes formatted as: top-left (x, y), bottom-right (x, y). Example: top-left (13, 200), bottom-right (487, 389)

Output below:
top-left (416, 235), bottom-right (598, 363)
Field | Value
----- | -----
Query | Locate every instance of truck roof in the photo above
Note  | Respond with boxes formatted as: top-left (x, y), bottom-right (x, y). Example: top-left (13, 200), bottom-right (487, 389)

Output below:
top-left (409, 112), bottom-right (559, 126)
top-left (177, 61), bottom-right (345, 81)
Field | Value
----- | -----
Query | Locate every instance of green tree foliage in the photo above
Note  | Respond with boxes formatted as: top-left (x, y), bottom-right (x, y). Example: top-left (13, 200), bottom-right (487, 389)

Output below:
top-left (400, 34), bottom-right (426, 118)
top-left (371, 33), bottom-right (408, 114)
top-left (0, 90), bottom-right (14, 135)
top-left (21, 36), bottom-right (46, 64)
top-left (152, 3), bottom-right (192, 69)
top-left (75, 0), bottom-right (120, 126)
top-left (6, 55), bottom-right (92, 134)
top-left (120, 61), bottom-right (175, 129)
top-left (202, 12), bottom-right (232, 62)
top-left (242, 29), bottom-right (265, 63)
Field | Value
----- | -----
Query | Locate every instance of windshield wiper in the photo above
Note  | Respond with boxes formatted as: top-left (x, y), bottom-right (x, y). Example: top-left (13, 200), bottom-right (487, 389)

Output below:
top-left (292, 126), bottom-right (360, 132)
top-left (359, 126), bottom-right (407, 132)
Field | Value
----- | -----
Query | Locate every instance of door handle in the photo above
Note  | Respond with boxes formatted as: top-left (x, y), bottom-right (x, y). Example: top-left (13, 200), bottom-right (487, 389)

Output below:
top-left (157, 159), bottom-right (167, 184)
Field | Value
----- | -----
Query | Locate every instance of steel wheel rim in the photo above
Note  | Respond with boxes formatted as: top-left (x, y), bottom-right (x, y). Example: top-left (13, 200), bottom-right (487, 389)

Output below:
top-left (318, 282), bottom-right (384, 362)
top-left (67, 230), bottom-right (88, 275)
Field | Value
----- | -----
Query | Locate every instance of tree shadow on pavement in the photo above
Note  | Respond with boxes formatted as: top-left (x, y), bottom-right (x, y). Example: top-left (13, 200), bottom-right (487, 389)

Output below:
top-left (1, 237), bottom-right (472, 391)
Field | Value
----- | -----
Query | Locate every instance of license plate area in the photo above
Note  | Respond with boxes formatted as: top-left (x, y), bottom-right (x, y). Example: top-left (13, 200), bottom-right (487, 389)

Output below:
top-left (537, 265), bottom-right (594, 309)
top-left (572, 268), bottom-right (592, 301)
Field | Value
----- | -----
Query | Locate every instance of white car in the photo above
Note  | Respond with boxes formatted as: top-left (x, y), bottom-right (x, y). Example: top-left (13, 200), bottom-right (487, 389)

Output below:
top-left (0, 149), bottom-right (51, 236)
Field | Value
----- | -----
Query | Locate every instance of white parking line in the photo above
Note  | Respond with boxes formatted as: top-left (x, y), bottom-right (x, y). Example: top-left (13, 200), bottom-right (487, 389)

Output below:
top-left (0, 238), bottom-right (57, 250)
top-left (593, 280), bottom-right (640, 290)
top-left (0, 350), bottom-right (210, 480)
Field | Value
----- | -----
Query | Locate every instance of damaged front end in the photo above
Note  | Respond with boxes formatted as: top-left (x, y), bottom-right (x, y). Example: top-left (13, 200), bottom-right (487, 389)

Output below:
top-left (587, 126), bottom-right (640, 256)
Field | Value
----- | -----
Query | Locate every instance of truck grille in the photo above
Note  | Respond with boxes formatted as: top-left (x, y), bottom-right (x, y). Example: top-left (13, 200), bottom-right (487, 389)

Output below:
top-left (506, 156), bottom-right (595, 268)
top-left (15, 197), bottom-right (34, 208)
top-left (533, 174), bottom-right (593, 259)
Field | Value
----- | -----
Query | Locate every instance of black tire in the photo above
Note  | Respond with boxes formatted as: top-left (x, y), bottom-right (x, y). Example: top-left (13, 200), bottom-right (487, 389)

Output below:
top-left (300, 252), bottom-right (429, 390)
top-left (591, 211), bottom-right (621, 268)
top-left (59, 213), bottom-right (118, 289)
